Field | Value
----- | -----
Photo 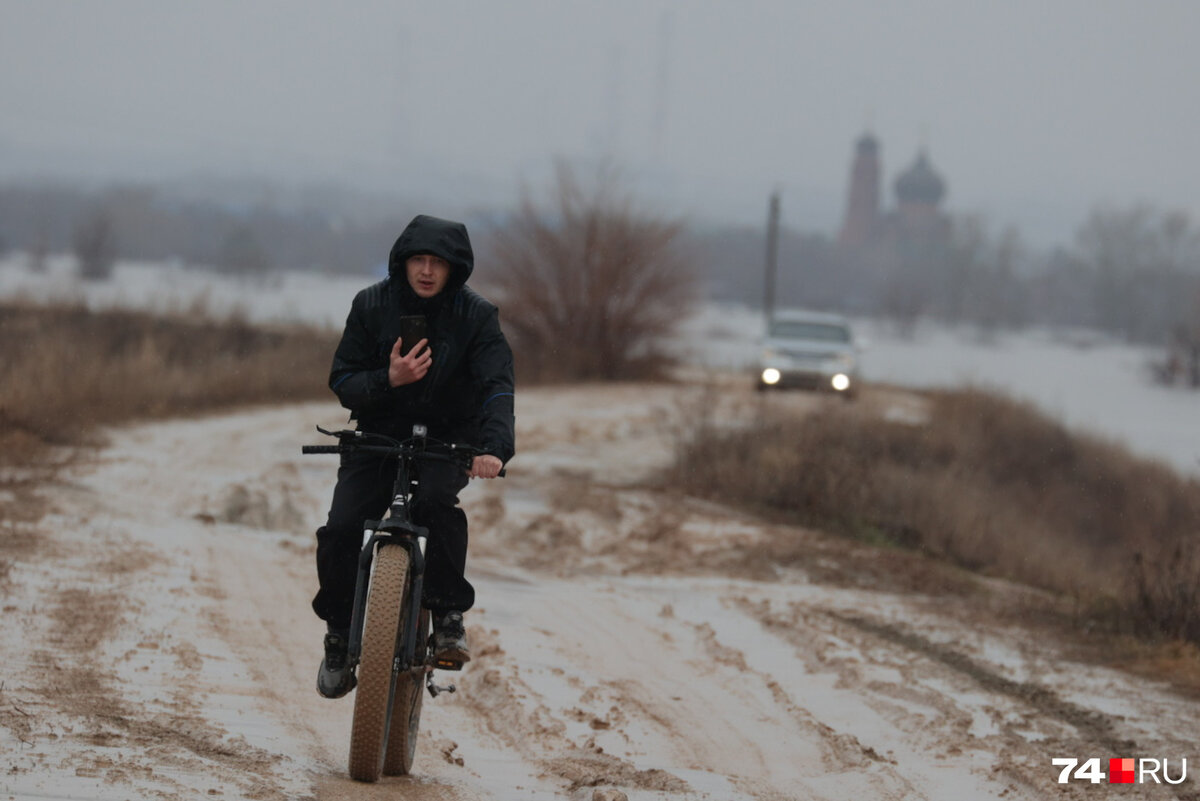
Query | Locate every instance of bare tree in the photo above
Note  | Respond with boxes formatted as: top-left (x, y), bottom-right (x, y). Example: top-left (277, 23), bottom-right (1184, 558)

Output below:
top-left (1075, 204), bottom-right (1200, 342)
top-left (28, 231), bottom-right (49, 273)
top-left (73, 209), bottom-right (117, 281)
top-left (959, 221), bottom-right (1027, 332)
top-left (490, 163), bottom-right (696, 382)
top-left (219, 224), bottom-right (273, 277)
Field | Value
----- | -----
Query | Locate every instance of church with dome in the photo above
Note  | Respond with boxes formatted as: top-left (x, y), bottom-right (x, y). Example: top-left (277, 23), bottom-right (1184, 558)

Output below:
top-left (831, 131), bottom-right (954, 316)
top-left (837, 131), bottom-right (950, 251)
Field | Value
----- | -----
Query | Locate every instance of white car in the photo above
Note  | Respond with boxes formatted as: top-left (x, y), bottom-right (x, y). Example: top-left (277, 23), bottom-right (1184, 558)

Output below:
top-left (757, 310), bottom-right (861, 396)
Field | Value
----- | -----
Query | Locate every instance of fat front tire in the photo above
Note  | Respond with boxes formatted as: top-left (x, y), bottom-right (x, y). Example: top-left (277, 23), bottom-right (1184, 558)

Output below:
top-left (348, 544), bottom-right (409, 782)
top-left (382, 608), bottom-right (429, 776)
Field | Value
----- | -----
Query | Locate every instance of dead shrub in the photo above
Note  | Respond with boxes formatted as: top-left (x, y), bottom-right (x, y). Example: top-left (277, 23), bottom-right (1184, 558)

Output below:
top-left (488, 162), bottom-right (697, 383)
top-left (670, 387), bottom-right (1200, 645)
top-left (1130, 543), bottom-right (1200, 642)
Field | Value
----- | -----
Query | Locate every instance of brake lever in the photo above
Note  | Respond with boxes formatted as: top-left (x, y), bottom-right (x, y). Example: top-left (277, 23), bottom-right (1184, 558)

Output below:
top-left (316, 425), bottom-right (362, 440)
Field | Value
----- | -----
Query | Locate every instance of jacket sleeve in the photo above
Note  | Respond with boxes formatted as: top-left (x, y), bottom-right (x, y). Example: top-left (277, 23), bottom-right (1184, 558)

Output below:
top-left (467, 305), bottom-right (516, 463)
top-left (328, 292), bottom-right (392, 414)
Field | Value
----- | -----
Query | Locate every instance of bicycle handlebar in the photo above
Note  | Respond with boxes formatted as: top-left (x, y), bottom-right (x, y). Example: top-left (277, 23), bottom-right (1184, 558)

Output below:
top-left (301, 444), bottom-right (343, 455)
top-left (301, 428), bottom-right (505, 477)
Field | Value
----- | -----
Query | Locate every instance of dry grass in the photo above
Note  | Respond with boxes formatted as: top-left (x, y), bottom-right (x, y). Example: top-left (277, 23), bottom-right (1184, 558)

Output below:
top-left (670, 386), bottom-right (1200, 646)
top-left (0, 301), bottom-right (337, 513)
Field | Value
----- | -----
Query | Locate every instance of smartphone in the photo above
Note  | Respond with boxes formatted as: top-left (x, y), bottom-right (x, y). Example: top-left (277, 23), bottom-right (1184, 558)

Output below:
top-left (397, 315), bottom-right (428, 357)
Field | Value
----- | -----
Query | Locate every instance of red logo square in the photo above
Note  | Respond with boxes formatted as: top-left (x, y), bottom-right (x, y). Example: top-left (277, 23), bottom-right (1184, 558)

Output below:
top-left (1110, 758), bottom-right (1135, 784)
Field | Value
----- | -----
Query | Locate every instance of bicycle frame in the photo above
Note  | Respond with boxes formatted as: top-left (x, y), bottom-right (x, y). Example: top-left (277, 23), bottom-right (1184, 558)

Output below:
top-left (346, 453), bottom-right (428, 676)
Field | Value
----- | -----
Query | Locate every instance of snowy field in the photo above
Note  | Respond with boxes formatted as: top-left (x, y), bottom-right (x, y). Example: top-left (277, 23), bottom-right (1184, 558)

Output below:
top-left (4, 253), bottom-right (1196, 475)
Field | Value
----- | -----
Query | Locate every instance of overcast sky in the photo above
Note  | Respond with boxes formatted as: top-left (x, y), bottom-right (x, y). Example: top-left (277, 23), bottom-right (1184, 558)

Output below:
top-left (2, 0), bottom-right (1198, 246)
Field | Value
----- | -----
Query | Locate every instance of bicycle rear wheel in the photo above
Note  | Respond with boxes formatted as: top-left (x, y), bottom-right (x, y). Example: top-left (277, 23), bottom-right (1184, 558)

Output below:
top-left (348, 544), bottom-right (409, 782)
top-left (382, 607), bottom-right (428, 775)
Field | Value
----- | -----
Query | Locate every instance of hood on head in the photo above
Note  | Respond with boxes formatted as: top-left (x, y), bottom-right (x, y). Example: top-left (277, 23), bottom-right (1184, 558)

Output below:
top-left (387, 215), bottom-right (474, 294)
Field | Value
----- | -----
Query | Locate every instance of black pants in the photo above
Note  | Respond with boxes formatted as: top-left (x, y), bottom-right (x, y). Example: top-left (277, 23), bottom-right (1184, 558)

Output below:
top-left (312, 451), bottom-right (474, 630)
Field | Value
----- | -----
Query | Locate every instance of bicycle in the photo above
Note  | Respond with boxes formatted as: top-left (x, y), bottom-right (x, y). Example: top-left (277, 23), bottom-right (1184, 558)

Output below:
top-left (302, 424), bottom-right (502, 782)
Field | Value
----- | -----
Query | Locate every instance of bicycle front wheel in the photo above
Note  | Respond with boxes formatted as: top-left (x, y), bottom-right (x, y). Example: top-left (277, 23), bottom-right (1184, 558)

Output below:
top-left (348, 543), bottom-right (409, 782)
top-left (382, 607), bottom-right (428, 776)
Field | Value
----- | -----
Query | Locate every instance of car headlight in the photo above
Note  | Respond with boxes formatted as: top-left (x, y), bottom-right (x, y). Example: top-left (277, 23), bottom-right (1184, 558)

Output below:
top-left (761, 368), bottom-right (782, 385)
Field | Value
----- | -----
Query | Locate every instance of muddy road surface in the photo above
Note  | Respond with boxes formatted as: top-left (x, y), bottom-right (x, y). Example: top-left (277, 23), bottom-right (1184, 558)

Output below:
top-left (2, 383), bottom-right (1198, 800)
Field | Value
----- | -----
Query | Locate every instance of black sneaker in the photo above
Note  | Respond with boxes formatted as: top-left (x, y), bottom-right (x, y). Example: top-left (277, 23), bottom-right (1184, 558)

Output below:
top-left (432, 611), bottom-right (470, 664)
top-left (316, 630), bottom-right (356, 699)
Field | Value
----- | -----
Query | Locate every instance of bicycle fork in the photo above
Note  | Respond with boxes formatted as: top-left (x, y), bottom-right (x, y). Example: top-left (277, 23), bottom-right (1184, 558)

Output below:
top-left (346, 520), bottom-right (456, 698)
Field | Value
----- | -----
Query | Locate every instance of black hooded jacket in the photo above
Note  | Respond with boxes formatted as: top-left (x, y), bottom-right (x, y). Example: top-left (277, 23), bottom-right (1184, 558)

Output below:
top-left (328, 215), bottom-right (515, 463)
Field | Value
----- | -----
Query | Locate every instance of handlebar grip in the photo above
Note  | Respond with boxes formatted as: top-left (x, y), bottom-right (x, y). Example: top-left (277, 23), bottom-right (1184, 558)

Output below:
top-left (301, 445), bottom-right (342, 454)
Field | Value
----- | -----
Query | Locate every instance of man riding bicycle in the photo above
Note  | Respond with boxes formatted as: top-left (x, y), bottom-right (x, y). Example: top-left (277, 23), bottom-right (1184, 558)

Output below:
top-left (313, 214), bottom-right (515, 699)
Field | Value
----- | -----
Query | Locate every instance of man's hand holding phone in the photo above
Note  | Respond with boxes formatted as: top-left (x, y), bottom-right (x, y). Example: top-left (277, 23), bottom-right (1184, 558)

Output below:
top-left (388, 337), bottom-right (431, 387)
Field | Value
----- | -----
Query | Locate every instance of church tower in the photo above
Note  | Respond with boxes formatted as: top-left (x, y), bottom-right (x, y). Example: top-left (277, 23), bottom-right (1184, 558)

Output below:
top-left (837, 132), bottom-right (882, 248)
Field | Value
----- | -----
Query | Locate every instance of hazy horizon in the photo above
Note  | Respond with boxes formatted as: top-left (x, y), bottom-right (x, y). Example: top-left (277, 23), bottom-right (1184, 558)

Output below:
top-left (3, 0), bottom-right (1199, 247)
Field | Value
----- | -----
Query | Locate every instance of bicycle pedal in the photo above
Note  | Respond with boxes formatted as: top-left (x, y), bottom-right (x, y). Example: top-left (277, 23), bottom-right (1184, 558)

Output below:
top-left (434, 658), bottom-right (465, 671)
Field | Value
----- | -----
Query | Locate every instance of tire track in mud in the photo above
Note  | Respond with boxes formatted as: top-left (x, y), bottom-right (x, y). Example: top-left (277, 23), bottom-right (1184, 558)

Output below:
top-left (453, 625), bottom-right (691, 795)
top-left (0, 407), bottom-right (352, 800)
top-left (827, 611), bottom-right (1133, 753)
top-left (727, 595), bottom-right (1200, 800)
top-left (451, 569), bottom-right (937, 801)
top-left (687, 618), bottom-right (893, 772)
top-left (6, 523), bottom-right (294, 800)
top-left (652, 598), bottom-right (925, 800)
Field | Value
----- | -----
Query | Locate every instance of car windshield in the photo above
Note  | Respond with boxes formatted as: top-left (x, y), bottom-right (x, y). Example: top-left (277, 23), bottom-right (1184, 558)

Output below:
top-left (769, 321), bottom-right (851, 343)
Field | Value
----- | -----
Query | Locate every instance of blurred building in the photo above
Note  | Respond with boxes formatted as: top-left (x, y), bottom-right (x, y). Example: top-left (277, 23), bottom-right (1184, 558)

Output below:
top-left (838, 132), bottom-right (950, 249)
top-left (837, 133), bottom-right (883, 249)
top-left (835, 132), bottom-right (952, 318)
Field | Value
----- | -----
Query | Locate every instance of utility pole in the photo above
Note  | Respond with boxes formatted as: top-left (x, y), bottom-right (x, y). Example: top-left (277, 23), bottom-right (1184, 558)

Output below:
top-left (763, 190), bottom-right (780, 327)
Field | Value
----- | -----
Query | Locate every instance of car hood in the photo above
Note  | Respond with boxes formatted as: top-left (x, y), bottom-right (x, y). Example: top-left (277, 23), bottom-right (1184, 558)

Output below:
top-left (763, 337), bottom-right (856, 357)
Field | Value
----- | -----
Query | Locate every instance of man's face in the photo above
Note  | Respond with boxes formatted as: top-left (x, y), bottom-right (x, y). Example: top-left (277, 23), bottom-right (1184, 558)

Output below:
top-left (406, 253), bottom-right (451, 298)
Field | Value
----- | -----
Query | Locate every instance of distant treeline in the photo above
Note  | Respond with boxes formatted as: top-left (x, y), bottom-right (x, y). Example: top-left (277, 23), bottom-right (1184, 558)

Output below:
top-left (689, 205), bottom-right (1200, 347)
top-left (3, 181), bottom-right (1199, 347)
top-left (0, 182), bottom-right (410, 276)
